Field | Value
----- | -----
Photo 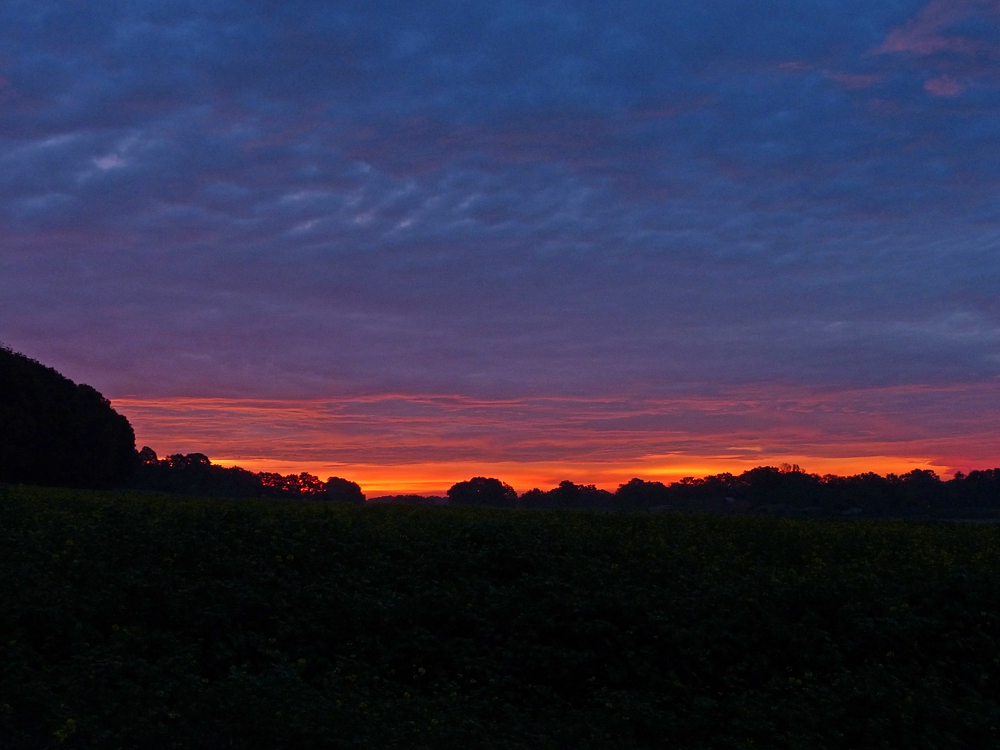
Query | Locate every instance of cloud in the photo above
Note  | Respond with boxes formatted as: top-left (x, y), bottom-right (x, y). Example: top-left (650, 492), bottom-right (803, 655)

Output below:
top-left (1, 0), bottom-right (1000, 476)
top-left (924, 75), bottom-right (967, 96)
top-left (876, 0), bottom-right (1000, 56)
top-left (874, 0), bottom-right (1000, 98)
top-left (115, 385), bottom-right (1000, 492)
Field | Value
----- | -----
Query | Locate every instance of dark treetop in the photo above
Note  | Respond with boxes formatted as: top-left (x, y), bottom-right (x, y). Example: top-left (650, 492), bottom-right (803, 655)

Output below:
top-left (0, 346), bottom-right (136, 489)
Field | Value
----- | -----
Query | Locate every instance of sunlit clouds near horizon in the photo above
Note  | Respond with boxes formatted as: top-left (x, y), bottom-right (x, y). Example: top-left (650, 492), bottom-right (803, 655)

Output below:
top-left (3, 0), bottom-right (1000, 491)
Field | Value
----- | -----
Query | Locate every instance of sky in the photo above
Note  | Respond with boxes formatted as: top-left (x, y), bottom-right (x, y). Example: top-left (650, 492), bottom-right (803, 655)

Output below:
top-left (2, 0), bottom-right (1000, 494)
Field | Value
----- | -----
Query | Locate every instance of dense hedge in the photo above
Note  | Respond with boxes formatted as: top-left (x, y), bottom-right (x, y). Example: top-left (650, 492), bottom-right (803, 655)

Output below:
top-left (0, 347), bottom-right (136, 489)
top-left (1, 485), bottom-right (998, 749)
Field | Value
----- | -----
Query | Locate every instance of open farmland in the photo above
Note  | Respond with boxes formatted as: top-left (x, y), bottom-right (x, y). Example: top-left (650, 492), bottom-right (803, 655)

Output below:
top-left (1, 485), bottom-right (998, 749)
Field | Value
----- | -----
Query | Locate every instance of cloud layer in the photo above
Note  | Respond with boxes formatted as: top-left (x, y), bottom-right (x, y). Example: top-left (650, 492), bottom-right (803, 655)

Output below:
top-left (2, 1), bottom-right (1000, 484)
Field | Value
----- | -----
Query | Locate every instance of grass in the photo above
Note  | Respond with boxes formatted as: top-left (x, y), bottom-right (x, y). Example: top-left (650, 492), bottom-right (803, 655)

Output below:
top-left (1, 484), bottom-right (998, 748)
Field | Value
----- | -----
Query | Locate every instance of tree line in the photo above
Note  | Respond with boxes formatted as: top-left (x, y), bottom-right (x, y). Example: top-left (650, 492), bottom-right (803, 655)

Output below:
top-left (3, 345), bottom-right (1000, 516)
top-left (129, 447), bottom-right (364, 503)
top-left (123, 461), bottom-right (1000, 516)
top-left (444, 467), bottom-right (1000, 516)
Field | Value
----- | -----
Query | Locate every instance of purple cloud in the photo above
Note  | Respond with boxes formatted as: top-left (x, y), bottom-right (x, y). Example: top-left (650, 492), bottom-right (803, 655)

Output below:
top-left (1, 0), bottom-right (999, 476)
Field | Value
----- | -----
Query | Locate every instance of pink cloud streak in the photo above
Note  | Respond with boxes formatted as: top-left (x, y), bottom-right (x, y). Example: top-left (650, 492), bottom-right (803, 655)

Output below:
top-left (924, 75), bottom-right (967, 96)
top-left (112, 383), bottom-right (1000, 494)
top-left (877, 0), bottom-right (1000, 56)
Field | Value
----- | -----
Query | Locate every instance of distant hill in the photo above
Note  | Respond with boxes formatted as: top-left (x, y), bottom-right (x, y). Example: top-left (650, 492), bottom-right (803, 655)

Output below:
top-left (0, 346), bottom-right (137, 488)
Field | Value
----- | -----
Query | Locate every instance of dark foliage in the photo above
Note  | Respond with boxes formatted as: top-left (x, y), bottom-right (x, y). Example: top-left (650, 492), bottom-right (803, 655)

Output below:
top-left (1, 485), bottom-right (998, 749)
top-left (519, 480), bottom-right (614, 510)
top-left (129, 449), bottom-right (266, 498)
top-left (611, 464), bottom-right (1000, 517)
top-left (446, 476), bottom-right (517, 507)
top-left (324, 476), bottom-right (365, 505)
top-left (443, 469), bottom-right (1000, 516)
top-left (0, 346), bottom-right (136, 489)
top-left (615, 477), bottom-right (671, 510)
top-left (367, 494), bottom-right (447, 506)
top-left (259, 470), bottom-right (326, 496)
top-left (129, 449), bottom-right (364, 502)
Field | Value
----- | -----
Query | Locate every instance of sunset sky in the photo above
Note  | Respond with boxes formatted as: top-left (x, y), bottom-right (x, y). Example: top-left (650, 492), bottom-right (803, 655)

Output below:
top-left (2, 1), bottom-right (1000, 494)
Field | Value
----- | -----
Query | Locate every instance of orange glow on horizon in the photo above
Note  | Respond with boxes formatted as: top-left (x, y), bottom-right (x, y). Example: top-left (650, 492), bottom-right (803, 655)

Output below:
top-left (207, 455), bottom-right (948, 497)
top-left (109, 387), bottom-right (1000, 496)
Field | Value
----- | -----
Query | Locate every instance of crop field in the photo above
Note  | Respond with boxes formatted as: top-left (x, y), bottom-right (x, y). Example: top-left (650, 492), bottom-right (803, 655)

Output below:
top-left (1, 486), bottom-right (998, 749)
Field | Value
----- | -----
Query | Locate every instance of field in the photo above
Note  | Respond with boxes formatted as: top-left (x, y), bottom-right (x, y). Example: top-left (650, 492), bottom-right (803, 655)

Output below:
top-left (1, 486), bottom-right (998, 749)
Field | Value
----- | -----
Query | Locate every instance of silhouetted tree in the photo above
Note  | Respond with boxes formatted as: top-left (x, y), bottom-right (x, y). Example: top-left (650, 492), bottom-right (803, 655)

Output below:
top-left (950, 469), bottom-right (1000, 508)
top-left (324, 476), bottom-right (365, 504)
top-left (517, 481), bottom-right (613, 509)
top-left (899, 469), bottom-right (942, 510)
top-left (130, 450), bottom-right (264, 497)
top-left (739, 466), bottom-right (823, 508)
top-left (821, 472), bottom-right (895, 513)
top-left (666, 473), bottom-right (738, 508)
top-left (615, 478), bottom-right (671, 509)
top-left (517, 488), bottom-right (549, 509)
top-left (0, 346), bottom-right (137, 488)
top-left (138, 446), bottom-right (159, 465)
top-left (259, 471), bottom-right (325, 496)
top-left (447, 477), bottom-right (517, 507)
top-left (549, 480), bottom-right (614, 509)
top-left (129, 450), bottom-right (371, 502)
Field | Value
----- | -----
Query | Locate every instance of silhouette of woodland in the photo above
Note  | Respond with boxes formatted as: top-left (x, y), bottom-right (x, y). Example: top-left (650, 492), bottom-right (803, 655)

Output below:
top-left (119, 453), bottom-right (1000, 517)
top-left (131, 447), bottom-right (364, 503)
top-left (2, 346), bottom-right (1000, 515)
top-left (509, 465), bottom-right (1000, 517)
top-left (0, 346), bottom-right (137, 488)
